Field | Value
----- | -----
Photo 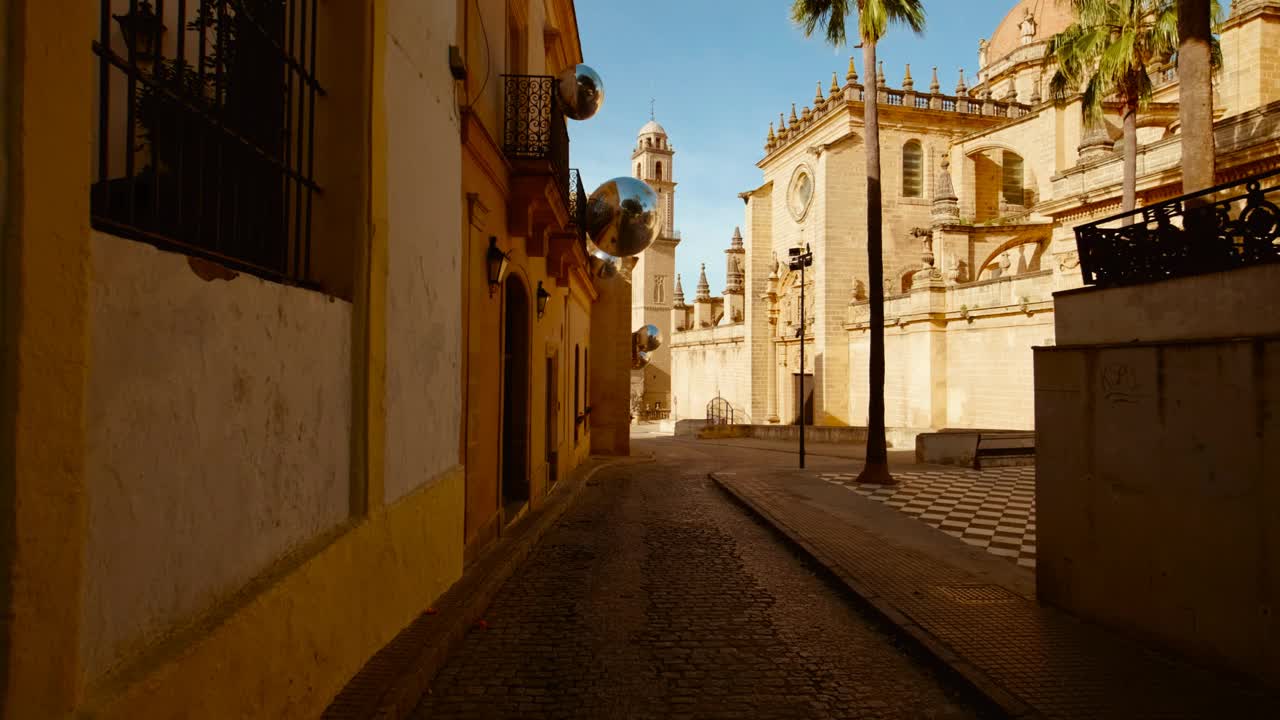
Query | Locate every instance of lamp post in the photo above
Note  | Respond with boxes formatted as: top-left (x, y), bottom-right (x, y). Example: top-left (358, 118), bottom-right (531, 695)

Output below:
top-left (788, 243), bottom-right (813, 469)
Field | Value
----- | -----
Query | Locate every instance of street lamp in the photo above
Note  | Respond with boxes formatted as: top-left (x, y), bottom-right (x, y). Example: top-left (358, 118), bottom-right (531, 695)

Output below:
top-left (486, 236), bottom-right (509, 297)
top-left (788, 243), bottom-right (814, 469)
top-left (536, 281), bottom-right (551, 318)
top-left (114, 0), bottom-right (166, 61)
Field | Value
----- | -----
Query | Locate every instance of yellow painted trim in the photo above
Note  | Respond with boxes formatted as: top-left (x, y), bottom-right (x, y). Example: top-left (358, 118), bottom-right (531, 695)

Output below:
top-left (354, 0), bottom-right (389, 513)
top-left (4, 0), bottom-right (95, 715)
top-left (81, 467), bottom-right (465, 720)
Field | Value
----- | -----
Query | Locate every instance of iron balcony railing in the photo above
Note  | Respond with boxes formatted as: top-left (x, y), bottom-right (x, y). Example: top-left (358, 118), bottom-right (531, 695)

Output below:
top-left (568, 168), bottom-right (586, 231)
top-left (1074, 168), bottom-right (1280, 288)
top-left (502, 74), bottom-right (570, 210)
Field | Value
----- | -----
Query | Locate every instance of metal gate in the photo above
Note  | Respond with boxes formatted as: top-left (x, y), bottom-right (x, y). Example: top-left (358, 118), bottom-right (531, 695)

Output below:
top-left (706, 397), bottom-right (734, 426)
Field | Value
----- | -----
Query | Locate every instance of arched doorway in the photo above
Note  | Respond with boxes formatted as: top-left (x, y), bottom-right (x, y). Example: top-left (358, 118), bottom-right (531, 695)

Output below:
top-left (502, 275), bottom-right (531, 518)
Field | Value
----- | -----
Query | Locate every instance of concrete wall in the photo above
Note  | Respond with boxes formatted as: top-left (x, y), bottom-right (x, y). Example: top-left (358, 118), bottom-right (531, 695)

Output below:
top-left (670, 324), bottom-right (750, 423)
top-left (1036, 336), bottom-right (1280, 688)
top-left (1036, 262), bottom-right (1280, 688)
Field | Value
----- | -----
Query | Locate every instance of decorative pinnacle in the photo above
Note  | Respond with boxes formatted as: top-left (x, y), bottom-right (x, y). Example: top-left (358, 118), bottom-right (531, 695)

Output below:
top-left (847, 56), bottom-right (858, 84)
top-left (930, 66), bottom-right (941, 94)
top-left (802, 105), bottom-right (811, 121)
top-left (815, 82), bottom-right (825, 104)
top-left (767, 122), bottom-right (775, 141)
top-left (956, 68), bottom-right (968, 95)
top-left (877, 61), bottom-right (886, 88)
top-left (779, 112), bottom-right (787, 131)
top-left (830, 71), bottom-right (841, 96)
top-left (695, 264), bottom-right (711, 301)
top-left (902, 64), bottom-right (914, 91)
top-left (789, 103), bottom-right (799, 124)
top-left (673, 274), bottom-right (686, 305)
top-left (730, 226), bottom-right (744, 251)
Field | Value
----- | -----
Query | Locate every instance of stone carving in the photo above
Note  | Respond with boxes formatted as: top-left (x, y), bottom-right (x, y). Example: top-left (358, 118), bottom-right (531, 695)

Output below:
top-left (999, 251), bottom-right (1013, 276)
top-left (850, 279), bottom-right (867, 302)
top-left (1058, 251), bottom-right (1080, 271)
top-left (947, 259), bottom-right (968, 284)
top-left (1019, 7), bottom-right (1037, 45)
top-left (978, 38), bottom-right (989, 70)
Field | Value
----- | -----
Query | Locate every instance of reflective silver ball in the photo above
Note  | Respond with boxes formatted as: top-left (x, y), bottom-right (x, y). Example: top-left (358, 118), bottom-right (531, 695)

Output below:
top-left (632, 350), bottom-right (651, 370)
top-left (556, 64), bottom-right (605, 121)
top-left (585, 237), bottom-right (622, 278)
top-left (585, 177), bottom-right (660, 258)
top-left (634, 324), bottom-right (662, 353)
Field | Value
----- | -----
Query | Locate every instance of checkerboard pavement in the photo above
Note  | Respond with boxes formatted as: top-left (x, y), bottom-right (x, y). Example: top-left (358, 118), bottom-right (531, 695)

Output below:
top-left (818, 467), bottom-right (1037, 569)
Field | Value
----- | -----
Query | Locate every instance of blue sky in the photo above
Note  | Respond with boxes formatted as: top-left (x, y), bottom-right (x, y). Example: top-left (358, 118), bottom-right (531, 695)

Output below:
top-left (568, 0), bottom-right (1019, 294)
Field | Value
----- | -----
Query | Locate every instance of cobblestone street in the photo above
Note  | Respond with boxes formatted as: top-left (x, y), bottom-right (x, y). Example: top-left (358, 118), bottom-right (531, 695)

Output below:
top-left (412, 438), bottom-right (993, 719)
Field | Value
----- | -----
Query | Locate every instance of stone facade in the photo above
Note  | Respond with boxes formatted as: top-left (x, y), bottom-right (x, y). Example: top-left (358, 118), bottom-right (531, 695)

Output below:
top-left (670, 0), bottom-right (1280, 434)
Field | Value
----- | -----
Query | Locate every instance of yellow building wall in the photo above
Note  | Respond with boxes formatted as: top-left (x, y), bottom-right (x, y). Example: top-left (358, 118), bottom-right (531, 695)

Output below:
top-left (5, 0), bottom-right (474, 716)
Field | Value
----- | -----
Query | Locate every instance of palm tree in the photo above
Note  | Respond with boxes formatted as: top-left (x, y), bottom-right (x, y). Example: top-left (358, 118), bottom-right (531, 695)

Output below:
top-left (1177, 0), bottom-right (1221, 195)
top-left (791, 0), bottom-right (925, 486)
top-left (1050, 0), bottom-right (1219, 213)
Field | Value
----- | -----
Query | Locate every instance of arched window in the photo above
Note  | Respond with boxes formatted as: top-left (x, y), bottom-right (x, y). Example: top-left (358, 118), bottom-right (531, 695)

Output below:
top-left (1002, 151), bottom-right (1025, 205)
top-left (655, 161), bottom-right (663, 181)
top-left (902, 140), bottom-right (923, 198)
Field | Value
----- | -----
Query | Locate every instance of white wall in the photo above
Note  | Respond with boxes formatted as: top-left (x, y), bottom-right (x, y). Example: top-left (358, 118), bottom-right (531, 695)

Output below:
top-left (383, 0), bottom-right (463, 503)
top-left (82, 233), bottom-right (351, 681)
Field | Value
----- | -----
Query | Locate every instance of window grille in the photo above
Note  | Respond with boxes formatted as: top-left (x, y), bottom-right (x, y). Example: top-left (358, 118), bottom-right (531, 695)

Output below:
top-left (91, 0), bottom-right (323, 284)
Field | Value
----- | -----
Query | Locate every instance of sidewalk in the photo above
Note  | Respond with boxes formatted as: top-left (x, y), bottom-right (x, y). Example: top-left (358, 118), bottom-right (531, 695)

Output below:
top-left (712, 467), bottom-right (1278, 719)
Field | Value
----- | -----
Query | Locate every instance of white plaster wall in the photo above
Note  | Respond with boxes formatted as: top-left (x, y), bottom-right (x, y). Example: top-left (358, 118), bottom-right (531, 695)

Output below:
top-left (383, 0), bottom-right (463, 504)
top-left (82, 233), bottom-right (351, 681)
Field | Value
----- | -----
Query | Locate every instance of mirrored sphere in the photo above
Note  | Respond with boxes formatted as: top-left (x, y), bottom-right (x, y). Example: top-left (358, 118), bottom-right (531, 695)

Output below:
top-left (633, 324), bottom-right (662, 353)
top-left (632, 350), bottom-right (651, 370)
top-left (585, 237), bottom-right (622, 278)
top-left (585, 177), bottom-right (660, 258)
top-left (556, 64), bottom-right (605, 121)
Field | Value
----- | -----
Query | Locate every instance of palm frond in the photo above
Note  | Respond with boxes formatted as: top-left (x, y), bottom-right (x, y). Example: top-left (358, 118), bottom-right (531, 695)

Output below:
top-left (790, 0), bottom-right (925, 47)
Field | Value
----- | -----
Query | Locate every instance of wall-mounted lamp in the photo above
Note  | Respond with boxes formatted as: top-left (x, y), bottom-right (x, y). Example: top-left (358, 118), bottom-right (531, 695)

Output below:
top-left (536, 281), bottom-right (551, 318)
top-left (486, 237), bottom-right (509, 297)
top-left (114, 0), bottom-right (166, 61)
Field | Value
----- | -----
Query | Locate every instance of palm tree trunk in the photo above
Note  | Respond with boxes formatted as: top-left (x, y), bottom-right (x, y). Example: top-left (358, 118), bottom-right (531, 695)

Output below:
top-left (1177, 0), bottom-right (1215, 196)
top-left (856, 37), bottom-right (894, 486)
top-left (1122, 101), bottom-right (1137, 213)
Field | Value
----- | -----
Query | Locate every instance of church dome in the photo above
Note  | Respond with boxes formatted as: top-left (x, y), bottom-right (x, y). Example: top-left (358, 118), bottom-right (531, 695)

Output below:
top-left (986, 0), bottom-right (1074, 63)
top-left (638, 119), bottom-right (667, 138)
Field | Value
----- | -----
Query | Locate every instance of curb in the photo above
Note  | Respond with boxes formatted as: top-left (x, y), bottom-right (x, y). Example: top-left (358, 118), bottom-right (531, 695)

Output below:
top-left (710, 472), bottom-right (1039, 720)
top-left (323, 455), bottom-right (645, 720)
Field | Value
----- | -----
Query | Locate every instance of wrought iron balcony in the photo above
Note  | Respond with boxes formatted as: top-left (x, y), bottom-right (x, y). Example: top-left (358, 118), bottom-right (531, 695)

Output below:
top-left (568, 168), bottom-right (586, 232)
top-left (502, 74), bottom-right (570, 211)
top-left (1074, 169), bottom-right (1280, 288)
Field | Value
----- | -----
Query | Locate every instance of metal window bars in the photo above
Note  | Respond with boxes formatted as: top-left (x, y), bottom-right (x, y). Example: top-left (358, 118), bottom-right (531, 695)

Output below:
top-left (91, 0), bottom-right (323, 284)
top-left (1074, 168), bottom-right (1280, 288)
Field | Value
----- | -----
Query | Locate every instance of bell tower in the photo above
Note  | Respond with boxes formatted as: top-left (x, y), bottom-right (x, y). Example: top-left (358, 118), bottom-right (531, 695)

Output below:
top-left (629, 110), bottom-right (679, 419)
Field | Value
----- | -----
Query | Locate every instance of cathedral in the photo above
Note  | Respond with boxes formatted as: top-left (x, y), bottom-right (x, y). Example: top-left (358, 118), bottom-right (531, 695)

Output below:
top-left (640, 0), bottom-right (1280, 437)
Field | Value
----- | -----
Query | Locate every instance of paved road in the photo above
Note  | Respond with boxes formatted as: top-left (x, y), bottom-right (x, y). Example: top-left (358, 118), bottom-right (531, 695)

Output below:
top-left (412, 437), bottom-right (994, 719)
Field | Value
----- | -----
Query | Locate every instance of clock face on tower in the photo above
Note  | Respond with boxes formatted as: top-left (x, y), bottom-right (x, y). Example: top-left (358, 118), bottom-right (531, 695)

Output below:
top-left (788, 165), bottom-right (814, 221)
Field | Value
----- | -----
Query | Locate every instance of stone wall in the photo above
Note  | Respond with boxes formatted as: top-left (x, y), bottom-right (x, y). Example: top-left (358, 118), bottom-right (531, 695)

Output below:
top-left (670, 324), bottom-right (750, 423)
